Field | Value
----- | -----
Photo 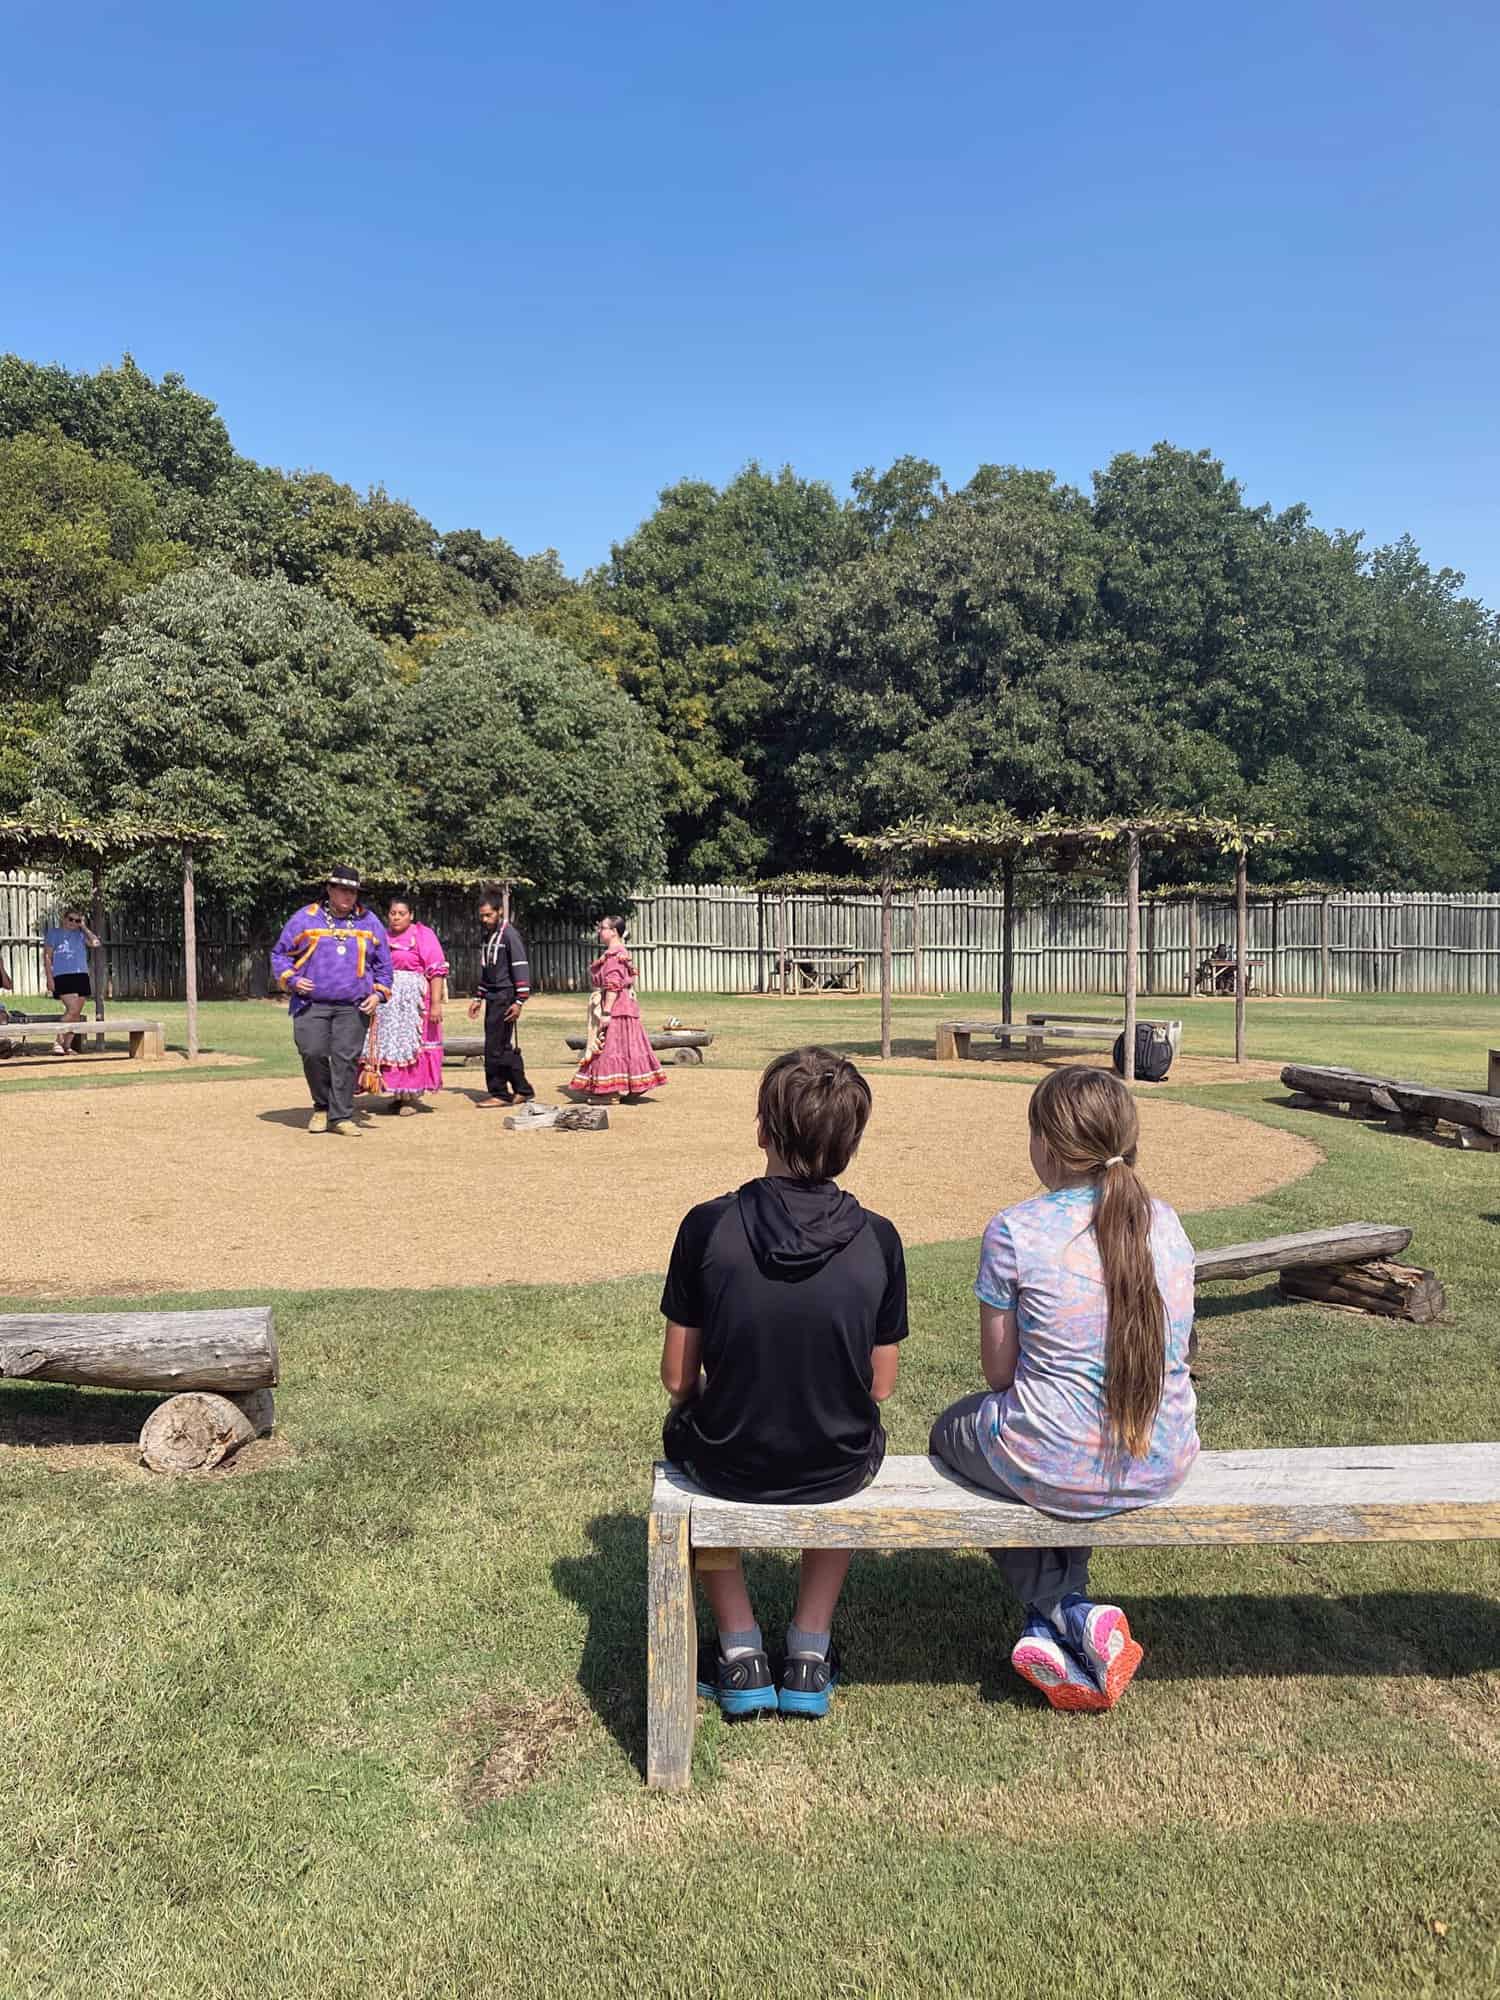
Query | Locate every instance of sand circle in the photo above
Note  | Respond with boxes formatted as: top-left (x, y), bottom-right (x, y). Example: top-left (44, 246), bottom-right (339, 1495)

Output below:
top-left (0, 1069), bottom-right (1319, 1299)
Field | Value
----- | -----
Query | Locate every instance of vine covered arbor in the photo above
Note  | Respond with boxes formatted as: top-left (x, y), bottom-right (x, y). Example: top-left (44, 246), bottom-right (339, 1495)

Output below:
top-left (848, 813), bottom-right (1285, 1079)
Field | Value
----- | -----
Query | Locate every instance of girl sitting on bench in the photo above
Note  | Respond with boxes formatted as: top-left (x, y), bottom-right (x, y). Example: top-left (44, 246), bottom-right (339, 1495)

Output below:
top-left (929, 1065), bottom-right (1198, 1710)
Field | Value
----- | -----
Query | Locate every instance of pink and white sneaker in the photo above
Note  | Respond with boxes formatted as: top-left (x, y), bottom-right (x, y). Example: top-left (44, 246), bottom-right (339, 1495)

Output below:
top-left (1056, 1594), bottom-right (1143, 1707)
top-left (1010, 1614), bottom-right (1111, 1713)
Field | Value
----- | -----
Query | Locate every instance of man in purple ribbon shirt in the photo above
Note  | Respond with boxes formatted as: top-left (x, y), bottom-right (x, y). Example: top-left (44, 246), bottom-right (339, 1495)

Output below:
top-left (271, 865), bottom-right (392, 1136)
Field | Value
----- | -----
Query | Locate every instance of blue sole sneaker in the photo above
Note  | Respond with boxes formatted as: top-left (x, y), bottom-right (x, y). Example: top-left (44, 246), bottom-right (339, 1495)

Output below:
top-left (778, 1647), bottom-right (841, 1718)
top-left (696, 1644), bottom-right (778, 1718)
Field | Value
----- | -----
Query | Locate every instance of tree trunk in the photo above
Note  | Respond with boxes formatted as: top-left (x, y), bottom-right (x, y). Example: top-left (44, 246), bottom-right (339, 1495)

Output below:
top-left (1234, 846), bottom-right (1248, 1063)
top-left (879, 880), bottom-right (893, 1060)
top-left (183, 842), bottom-right (199, 1061)
top-left (1122, 832), bottom-right (1140, 1082)
top-left (1279, 1260), bottom-right (1445, 1324)
top-left (140, 1388), bottom-right (274, 1474)
top-left (1319, 896), bottom-right (1331, 1001)
top-left (1000, 854), bottom-right (1015, 1028)
top-left (0, 1307), bottom-right (278, 1392)
top-left (1188, 897), bottom-right (1199, 998)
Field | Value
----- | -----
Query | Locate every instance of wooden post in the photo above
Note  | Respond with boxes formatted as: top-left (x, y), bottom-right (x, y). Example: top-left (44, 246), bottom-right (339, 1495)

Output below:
top-left (182, 843), bottom-right (199, 1062)
top-left (1270, 895), bottom-right (1282, 997)
top-left (1188, 896), bottom-right (1200, 998)
top-left (879, 878), bottom-right (893, 1060)
top-left (90, 864), bottom-right (106, 1052)
top-left (1319, 895), bottom-right (1331, 1001)
top-left (646, 1475), bottom-right (696, 1792)
top-left (501, 879), bottom-right (512, 926)
top-left (1487, 1050), bottom-right (1500, 1098)
top-left (779, 893), bottom-right (788, 996)
top-left (1144, 898), bottom-right (1157, 996)
top-left (911, 888), bottom-right (923, 996)
top-left (1000, 853), bottom-right (1015, 1028)
top-left (1123, 832), bottom-right (1140, 1083)
top-left (1234, 847), bottom-right (1248, 1064)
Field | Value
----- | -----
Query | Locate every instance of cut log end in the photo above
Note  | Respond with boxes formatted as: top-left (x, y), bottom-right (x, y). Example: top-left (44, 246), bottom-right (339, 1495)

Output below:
top-left (139, 1388), bottom-right (274, 1474)
top-left (1278, 1260), bottom-right (1446, 1325)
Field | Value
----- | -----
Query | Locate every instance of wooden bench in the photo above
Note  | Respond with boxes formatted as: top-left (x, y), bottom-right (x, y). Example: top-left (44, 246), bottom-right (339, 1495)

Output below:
top-left (0, 1306), bottom-right (277, 1472)
top-left (935, 1018), bottom-right (1179, 1061)
top-left (1026, 1011), bottom-right (1183, 1054)
top-left (647, 1444), bottom-right (1500, 1789)
top-left (0, 1014), bottom-right (166, 1060)
top-left (1193, 1221), bottom-right (1441, 1324)
top-left (441, 1030), bottom-right (714, 1065)
top-left (1282, 1064), bottom-right (1500, 1152)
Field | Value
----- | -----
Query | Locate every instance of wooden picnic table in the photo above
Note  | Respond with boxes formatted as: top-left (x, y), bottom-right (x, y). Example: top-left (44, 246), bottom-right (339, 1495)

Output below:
top-left (776, 951), bottom-right (863, 993)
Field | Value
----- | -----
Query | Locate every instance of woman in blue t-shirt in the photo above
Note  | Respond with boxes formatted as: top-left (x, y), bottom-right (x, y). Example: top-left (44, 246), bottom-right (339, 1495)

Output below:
top-left (44, 908), bottom-right (101, 1055)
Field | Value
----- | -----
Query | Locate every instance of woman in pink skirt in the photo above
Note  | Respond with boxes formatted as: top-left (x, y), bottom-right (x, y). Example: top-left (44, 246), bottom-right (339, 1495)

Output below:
top-left (375, 899), bottom-right (450, 1114)
top-left (568, 917), bottom-right (667, 1104)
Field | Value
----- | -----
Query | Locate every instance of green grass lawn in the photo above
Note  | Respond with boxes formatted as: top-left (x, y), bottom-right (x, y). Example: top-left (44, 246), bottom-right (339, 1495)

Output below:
top-left (1, 995), bottom-right (1497, 1997)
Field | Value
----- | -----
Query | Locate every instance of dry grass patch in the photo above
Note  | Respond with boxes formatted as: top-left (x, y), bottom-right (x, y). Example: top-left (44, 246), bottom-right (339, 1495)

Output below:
top-left (447, 1689), bottom-right (591, 1811)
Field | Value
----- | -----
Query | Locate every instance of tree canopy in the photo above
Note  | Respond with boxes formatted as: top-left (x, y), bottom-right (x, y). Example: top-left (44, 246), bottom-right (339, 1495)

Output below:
top-left (4, 353), bottom-right (1498, 896)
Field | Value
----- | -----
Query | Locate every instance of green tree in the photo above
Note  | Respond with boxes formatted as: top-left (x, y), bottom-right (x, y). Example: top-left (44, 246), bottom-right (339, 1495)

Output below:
top-left (396, 624), bottom-right (664, 913)
top-left (0, 427), bottom-right (185, 697)
top-left (782, 469), bottom-right (1169, 867)
top-left (600, 463), bottom-right (854, 875)
top-left (29, 564), bottom-right (402, 917)
top-left (0, 353), bottom-right (234, 496)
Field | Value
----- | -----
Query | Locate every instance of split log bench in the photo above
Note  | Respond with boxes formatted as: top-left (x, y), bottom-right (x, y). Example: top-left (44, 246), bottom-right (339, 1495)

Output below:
top-left (442, 1031), bottom-right (714, 1065)
top-left (646, 1443), bottom-right (1500, 1790)
top-left (1281, 1064), bottom-right (1500, 1152)
top-left (1194, 1222), bottom-right (1442, 1324)
top-left (0, 1014), bottom-right (166, 1060)
top-left (0, 1307), bottom-right (277, 1472)
top-left (936, 1017), bottom-right (1180, 1061)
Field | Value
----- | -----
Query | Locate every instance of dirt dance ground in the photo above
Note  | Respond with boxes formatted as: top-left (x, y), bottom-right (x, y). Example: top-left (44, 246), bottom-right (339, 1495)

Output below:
top-left (1, 1064), bottom-right (1321, 1299)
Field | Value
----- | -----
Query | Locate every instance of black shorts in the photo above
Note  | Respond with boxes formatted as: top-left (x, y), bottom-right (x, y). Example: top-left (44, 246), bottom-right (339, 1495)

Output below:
top-left (53, 973), bottom-right (91, 999)
top-left (661, 1403), bottom-right (884, 1504)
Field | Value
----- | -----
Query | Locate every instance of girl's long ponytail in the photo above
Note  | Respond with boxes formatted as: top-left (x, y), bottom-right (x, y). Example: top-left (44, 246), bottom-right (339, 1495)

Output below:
top-left (1094, 1157), bottom-right (1166, 1458)
top-left (1028, 1066), bottom-right (1169, 1459)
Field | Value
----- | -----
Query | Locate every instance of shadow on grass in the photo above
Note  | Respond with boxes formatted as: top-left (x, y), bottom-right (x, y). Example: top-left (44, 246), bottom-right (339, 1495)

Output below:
top-left (554, 1513), bottom-right (1500, 1773)
top-left (0, 1381), bottom-right (153, 1446)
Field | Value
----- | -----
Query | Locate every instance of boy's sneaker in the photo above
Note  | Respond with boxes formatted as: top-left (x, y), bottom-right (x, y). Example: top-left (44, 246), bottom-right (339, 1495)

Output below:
top-left (308, 1109), bottom-right (328, 1133)
top-left (696, 1644), bottom-right (777, 1719)
top-left (778, 1646), bottom-right (841, 1719)
top-left (1010, 1614), bottom-right (1110, 1713)
top-left (1055, 1594), bottom-right (1143, 1707)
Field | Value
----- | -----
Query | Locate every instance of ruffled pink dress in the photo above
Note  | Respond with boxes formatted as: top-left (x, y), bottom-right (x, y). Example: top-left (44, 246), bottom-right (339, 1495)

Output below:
top-left (377, 921), bottom-right (449, 1094)
top-left (569, 949), bottom-right (667, 1098)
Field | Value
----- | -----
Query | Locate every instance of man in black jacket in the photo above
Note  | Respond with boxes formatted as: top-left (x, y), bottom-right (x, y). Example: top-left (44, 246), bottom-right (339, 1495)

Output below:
top-left (467, 890), bottom-right (534, 1106)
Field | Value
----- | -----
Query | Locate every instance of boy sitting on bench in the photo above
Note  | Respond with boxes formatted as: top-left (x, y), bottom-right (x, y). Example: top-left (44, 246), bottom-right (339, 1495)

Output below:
top-left (659, 1047), bottom-right (908, 1718)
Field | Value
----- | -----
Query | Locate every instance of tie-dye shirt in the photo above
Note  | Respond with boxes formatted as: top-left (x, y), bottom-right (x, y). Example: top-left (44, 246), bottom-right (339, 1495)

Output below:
top-left (973, 1184), bottom-right (1199, 1520)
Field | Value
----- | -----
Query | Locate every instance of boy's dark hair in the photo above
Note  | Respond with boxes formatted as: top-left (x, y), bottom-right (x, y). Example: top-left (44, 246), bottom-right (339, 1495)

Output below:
top-left (757, 1047), bottom-right (872, 1181)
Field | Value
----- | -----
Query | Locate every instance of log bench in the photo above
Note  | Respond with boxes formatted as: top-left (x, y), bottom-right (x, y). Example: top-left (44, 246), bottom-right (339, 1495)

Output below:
top-left (646, 1444), bottom-right (1500, 1789)
top-left (935, 1017), bottom-right (1179, 1061)
top-left (442, 1031), bottom-right (714, 1065)
top-left (1193, 1222), bottom-right (1441, 1324)
top-left (1281, 1064), bottom-right (1500, 1152)
top-left (0, 1307), bottom-right (278, 1472)
top-left (0, 1014), bottom-right (166, 1060)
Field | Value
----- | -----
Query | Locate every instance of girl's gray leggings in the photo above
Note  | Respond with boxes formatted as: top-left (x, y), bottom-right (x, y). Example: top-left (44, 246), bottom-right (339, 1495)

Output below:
top-left (928, 1392), bottom-right (1091, 1617)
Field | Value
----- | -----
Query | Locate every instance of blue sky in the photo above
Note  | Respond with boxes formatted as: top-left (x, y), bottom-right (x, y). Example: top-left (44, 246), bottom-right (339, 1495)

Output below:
top-left (4, 0), bottom-right (1497, 603)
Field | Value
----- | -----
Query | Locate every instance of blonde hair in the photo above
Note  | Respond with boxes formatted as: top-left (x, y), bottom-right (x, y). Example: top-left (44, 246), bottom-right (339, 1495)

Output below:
top-left (1028, 1066), bottom-right (1167, 1458)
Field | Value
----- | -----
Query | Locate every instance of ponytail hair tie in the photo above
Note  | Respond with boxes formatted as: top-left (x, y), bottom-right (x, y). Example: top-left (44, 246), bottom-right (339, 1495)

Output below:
top-left (1103, 1155), bottom-right (1125, 1168)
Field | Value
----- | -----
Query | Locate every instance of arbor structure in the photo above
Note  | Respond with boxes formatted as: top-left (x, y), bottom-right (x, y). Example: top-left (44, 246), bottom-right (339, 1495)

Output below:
top-left (0, 814), bottom-right (223, 1058)
top-left (849, 813), bottom-right (1285, 1078)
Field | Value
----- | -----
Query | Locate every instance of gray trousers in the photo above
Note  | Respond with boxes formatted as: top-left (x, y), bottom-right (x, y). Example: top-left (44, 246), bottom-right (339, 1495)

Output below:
top-left (929, 1391), bottom-right (1091, 1617)
top-left (292, 1002), bottom-right (368, 1124)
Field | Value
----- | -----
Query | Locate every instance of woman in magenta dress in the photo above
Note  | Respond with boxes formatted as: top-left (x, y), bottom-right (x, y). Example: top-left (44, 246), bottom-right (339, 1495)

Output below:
top-left (376, 900), bottom-right (450, 1114)
top-left (568, 917), bottom-right (667, 1103)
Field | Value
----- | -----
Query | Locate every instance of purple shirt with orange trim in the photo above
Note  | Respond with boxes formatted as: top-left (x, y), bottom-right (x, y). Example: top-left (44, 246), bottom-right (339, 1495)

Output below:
top-left (270, 902), bottom-right (393, 1016)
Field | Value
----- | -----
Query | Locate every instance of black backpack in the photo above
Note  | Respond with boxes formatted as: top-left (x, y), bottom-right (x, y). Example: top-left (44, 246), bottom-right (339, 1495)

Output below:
top-left (1112, 1024), bottom-right (1174, 1083)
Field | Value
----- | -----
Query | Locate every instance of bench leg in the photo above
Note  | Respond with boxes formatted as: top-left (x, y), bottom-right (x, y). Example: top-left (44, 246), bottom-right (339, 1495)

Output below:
top-left (646, 1482), bottom-right (696, 1791)
top-left (935, 1027), bottom-right (958, 1061)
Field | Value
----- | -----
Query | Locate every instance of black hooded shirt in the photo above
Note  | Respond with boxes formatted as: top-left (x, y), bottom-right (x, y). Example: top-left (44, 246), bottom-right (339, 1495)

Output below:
top-left (660, 1176), bottom-right (909, 1504)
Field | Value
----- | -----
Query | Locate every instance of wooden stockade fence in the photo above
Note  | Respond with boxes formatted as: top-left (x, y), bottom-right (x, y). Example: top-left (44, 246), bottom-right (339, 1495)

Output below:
top-left (6, 873), bottom-right (1500, 1000)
